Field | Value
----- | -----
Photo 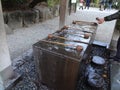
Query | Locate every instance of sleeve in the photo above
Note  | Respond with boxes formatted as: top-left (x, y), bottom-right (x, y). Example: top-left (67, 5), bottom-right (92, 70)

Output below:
top-left (104, 10), bottom-right (120, 21)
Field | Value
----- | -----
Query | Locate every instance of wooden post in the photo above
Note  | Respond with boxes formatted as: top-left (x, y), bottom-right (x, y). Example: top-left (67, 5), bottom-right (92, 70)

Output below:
top-left (71, 0), bottom-right (77, 13)
top-left (69, 0), bottom-right (72, 15)
top-left (0, 0), bottom-right (15, 89)
top-left (75, 2), bottom-right (77, 12)
top-left (59, 0), bottom-right (69, 29)
top-left (0, 0), bottom-right (12, 73)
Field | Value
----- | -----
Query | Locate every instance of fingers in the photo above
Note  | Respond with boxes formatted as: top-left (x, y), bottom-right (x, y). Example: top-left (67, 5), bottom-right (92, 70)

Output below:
top-left (96, 17), bottom-right (100, 21)
top-left (96, 17), bottom-right (104, 24)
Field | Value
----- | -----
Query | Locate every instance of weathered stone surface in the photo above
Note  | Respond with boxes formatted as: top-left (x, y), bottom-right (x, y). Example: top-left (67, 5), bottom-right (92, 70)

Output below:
top-left (4, 24), bottom-right (13, 34)
top-left (32, 9), bottom-right (40, 23)
top-left (7, 11), bottom-right (23, 30)
top-left (23, 10), bottom-right (36, 27)
top-left (52, 5), bottom-right (59, 17)
top-left (2, 2), bottom-right (58, 30)
top-left (34, 4), bottom-right (53, 22)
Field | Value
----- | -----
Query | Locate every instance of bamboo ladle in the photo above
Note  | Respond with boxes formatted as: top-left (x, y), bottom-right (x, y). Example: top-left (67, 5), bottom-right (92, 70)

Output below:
top-left (48, 34), bottom-right (89, 45)
top-left (41, 40), bottom-right (83, 52)
top-left (66, 32), bottom-right (90, 39)
top-left (62, 26), bottom-right (93, 33)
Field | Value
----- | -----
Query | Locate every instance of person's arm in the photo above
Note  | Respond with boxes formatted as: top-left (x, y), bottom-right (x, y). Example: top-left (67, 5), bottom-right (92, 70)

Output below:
top-left (96, 10), bottom-right (120, 24)
top-left (104, 10), bottom-right (120, 21)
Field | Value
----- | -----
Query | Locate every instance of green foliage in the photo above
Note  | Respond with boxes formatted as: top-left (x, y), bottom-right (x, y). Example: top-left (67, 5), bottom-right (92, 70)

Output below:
top-left (76, 0), bottom-right (79, 3)
top-left (47, 0), bottom-right (60, 7)
top-left (93, 0), bottom-right (99, 4)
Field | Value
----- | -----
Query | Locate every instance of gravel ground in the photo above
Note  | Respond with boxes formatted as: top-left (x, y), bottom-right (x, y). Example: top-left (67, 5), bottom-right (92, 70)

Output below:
top-left (11, 49), bottom-right (51, 90)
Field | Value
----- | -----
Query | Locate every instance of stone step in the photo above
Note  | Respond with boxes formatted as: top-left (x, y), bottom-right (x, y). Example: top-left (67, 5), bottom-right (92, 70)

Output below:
top-left (4, 73), bottom-right (22, 90)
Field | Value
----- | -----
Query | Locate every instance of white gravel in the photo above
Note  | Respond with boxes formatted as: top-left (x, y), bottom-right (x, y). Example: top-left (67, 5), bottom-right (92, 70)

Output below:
top-left (7, 17), bottom-right (59, 60)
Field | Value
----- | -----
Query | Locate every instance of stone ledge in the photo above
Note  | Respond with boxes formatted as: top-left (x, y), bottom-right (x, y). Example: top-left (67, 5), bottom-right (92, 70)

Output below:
top-left (110, 29), bottom-right (119, 51)
top-left (3, 5), bottom-right (59, 32)
top-left (4, 73), bottom-right (22, 90)
top-left (110, 40), bottom-right (117, 51)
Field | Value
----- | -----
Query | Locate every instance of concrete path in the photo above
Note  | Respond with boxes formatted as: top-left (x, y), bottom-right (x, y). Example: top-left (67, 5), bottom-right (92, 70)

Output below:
top-left (6, 7), bottom-right (117, 60)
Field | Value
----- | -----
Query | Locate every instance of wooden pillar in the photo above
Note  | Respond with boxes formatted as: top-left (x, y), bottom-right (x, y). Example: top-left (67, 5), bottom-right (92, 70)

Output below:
top-left (59, 0), bottom-right (69, 29)
top-left (69, 0), bottom-right (72, 15)
top-left (0, 0), bottom-right (14, 89)
top-left (71, 0), bottom-right (77, 13)
top-left (75, 2), bottom-right (77, 12)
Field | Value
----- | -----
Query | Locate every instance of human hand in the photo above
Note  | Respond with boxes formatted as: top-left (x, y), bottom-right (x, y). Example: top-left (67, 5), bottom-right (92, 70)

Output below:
top-left (96, 17), bottom-right (105, 24)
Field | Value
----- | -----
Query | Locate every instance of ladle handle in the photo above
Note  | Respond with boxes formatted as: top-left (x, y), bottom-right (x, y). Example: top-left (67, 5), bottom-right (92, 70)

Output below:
top-left (41, 40), bottom-right (74, 47)
top-left (41, 40), bottom-right (83, 52)
top-left (50, 35), bottom-right (89, 45)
